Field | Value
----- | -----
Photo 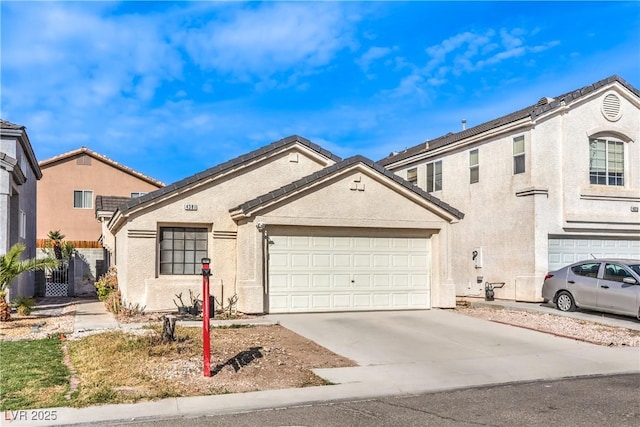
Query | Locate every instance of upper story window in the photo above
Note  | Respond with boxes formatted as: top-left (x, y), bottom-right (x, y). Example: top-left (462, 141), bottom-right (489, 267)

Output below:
top-left (159, 227), bottom-right (208, 275)
top-left (513, 136), bottom-right (525, 174)
top-left (469, 149), bottom-right (479, 184)
top-left (406, 168), bottom-right (418, 185)
top-left (426, 160), bottom-right (442, 193)
top-left (73, 190), bottom-right (93, 209)
top-left (589, 137), bottom-right (624, 186)
top-left (131, 192), bottom-right (147, 198)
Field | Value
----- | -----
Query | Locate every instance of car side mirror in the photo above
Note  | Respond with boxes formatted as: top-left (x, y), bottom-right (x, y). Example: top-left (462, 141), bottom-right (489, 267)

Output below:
top-left (622, 277), bottom-right (638, 285)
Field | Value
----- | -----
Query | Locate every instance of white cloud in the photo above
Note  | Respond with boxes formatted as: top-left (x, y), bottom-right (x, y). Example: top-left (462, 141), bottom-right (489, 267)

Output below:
top-left (178, 2), bottom-right (359, 80)
top-left (357, 46), bottom-right (394, 72)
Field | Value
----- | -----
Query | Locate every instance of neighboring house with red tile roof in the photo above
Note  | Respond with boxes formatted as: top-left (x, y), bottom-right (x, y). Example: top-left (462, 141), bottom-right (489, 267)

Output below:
top-left (380, 75), bottom-right (640, 302)
top-left (104, 135), bottom-right (464, 313)
top-left (0, 119), bottom-right (43, 300)
top-left (37, 147), bottom-right (164, 293)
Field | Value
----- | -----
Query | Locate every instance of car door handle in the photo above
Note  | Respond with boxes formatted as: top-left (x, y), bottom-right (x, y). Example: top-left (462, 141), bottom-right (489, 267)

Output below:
top-left (568, 280), bottom-right (575, 284)
top-left (600, 285), bottom-right (609, 289)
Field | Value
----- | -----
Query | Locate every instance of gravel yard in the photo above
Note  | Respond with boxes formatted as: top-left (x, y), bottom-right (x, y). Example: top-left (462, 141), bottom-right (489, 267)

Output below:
top-left (455, 305), bottom-right (640, 347)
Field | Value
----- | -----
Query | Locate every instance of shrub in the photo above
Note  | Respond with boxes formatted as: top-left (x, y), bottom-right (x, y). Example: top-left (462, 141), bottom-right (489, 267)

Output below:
top-left (104, 290), bottom-right (121, 314)
top-left (12, 297), bottom-right (36, 316)
top-left (95, 266), bottom-right (118, 301)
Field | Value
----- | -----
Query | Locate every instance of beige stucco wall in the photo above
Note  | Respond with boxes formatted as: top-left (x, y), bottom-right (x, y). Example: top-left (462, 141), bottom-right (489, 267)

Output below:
top-left (390, 83), bottom-right (640, 302)
top-left (113, 145), bottom-right (337, 311)
top-left (38, 155), bottom-right (162, 241)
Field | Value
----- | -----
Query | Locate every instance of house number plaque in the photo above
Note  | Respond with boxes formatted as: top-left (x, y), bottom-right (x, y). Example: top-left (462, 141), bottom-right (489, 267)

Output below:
top-left (184, 204), bottom-right (198, 211)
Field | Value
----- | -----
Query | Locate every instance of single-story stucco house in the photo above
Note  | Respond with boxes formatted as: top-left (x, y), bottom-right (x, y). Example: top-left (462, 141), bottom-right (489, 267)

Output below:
top-left (102, 136), bottom-right (464, 313)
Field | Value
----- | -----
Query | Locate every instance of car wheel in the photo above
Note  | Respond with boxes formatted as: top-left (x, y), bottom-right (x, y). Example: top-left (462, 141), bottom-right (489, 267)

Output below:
top-left (556, 291), bottom-right (576, 312)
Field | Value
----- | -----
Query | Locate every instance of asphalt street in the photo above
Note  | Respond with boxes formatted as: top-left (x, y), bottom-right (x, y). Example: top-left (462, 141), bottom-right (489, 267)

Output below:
top-left (108, 374), bottom-right (640, 427)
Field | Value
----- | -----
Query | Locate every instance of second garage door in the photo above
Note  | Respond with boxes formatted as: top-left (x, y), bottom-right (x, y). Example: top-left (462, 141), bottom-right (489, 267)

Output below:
top-left (268, 233), bottom-right (431, 313)
top-left (548, 237), bottom-right (640, 272)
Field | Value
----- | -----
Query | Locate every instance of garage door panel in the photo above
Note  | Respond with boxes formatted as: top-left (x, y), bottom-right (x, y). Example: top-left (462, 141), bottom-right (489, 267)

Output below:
top-left (312, 275), bottom-right (330, 288)
top-left (270, 274), bottom-right (288, 290)
top-left (333, 294), bottom-right (351, 308)
top-left (334, 254), bottom-right (351, 267)
top-left (353, 254), bottom-right (371, 267)
top-left (291, 275), bottom-right (309, 289)
top-left (312, 295), bottom-right (330, 309)
top-left (269, 234), bottom-right (431, 313)
top-left (353, 274), bottom-right (371, 287)
top-left (391, 293), bottom-right (409, 306)
top-left (373, 254), bottom-right (390, 267)
top-left (392, 255), bottom-right (409, 267)
top-left (333, 274), bottom-right (351, 288)
top-left (353, 294), bottom-right (373, 307)
top-left (312, 254), bottom-right (330, 267)
top-left (548, 238), bottom-right (640, 271)
top-left (373, 275), bottom-right (390, 287)
top-left (411, 254), bottom-right (429, 268)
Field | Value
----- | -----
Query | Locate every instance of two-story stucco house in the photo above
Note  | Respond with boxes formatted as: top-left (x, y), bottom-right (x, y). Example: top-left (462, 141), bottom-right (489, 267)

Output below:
top-left (0, 119), bottom-right (43, 299)
top-left (380, 75), bottom-right (640, 302)
top-left (37, 147), bottom-right (164, 293)
top-left (104, 136), bottom-right (464, 313)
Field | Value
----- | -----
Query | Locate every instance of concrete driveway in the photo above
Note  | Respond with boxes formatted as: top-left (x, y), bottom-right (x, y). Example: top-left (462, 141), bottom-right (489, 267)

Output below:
top-left (268, 309), bottom-right (640, 395)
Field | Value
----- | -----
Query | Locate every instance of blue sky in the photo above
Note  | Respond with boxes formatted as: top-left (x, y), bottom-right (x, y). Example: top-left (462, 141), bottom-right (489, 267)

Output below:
top-left (2, 1), bottom-right (639, 185)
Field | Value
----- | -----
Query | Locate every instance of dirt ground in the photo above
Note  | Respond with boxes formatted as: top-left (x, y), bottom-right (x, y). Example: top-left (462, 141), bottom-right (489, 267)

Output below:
top-left (0, 306), bottom-right (356, 399)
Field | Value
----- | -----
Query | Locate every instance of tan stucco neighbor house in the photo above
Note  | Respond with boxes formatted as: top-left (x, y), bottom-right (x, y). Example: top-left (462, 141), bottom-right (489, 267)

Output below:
top-left (380, 75), bottom-right (640, 302)
top-left (37, 147), bottom-right (164, 291)
top-left (104, 136), bottom-right (464, 313)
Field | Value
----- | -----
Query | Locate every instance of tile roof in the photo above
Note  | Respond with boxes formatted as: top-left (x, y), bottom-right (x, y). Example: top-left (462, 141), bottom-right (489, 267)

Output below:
top-left (379, 75), bottom-right (640, 166)
top-left (0, 119), bottom-right (24, 130)
top-left (39, 147), bottom-right (165, 187)
top-left (95, 196), bottom-right (132, 213)
top-left (232, 155), bottom-right (464, 220)
top-left (116, 135), bottom-right (343, 216)
top-left (0, 118), bottom-right (43, 179)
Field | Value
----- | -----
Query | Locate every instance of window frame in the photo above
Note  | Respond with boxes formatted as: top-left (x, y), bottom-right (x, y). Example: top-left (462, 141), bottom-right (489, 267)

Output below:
top-left (159, 226), bottom-right (208, 275)
top-left (469, 149), bottom-right (479, 184)
top-left (73, 190), bottom-right (94, 209)
top-left (589, 137), bottom-right (624, 186)
top-left (513, 136), bottom-right (525, 174)
top-left (603, 263), bottom-right (633, 283)
top-left (426, 160), bottom-right (442, 193)
top-left (406, 168), bottom-right (418, 185)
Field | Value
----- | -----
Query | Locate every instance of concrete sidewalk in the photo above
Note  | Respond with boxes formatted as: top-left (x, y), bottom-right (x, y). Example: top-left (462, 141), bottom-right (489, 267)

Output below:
top-left (9, 300), bottom-right (639, 427)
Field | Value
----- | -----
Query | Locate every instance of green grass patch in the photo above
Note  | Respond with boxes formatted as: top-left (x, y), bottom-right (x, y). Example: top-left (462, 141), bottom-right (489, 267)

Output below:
top-left (0, 337), bottom-right (70, 410)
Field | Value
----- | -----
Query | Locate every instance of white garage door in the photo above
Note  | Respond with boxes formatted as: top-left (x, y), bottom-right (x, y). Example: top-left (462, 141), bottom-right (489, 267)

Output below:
top-left (268, 234), bottom-right (430, 313)
top-left (548, 238), bottom-right (640, 271)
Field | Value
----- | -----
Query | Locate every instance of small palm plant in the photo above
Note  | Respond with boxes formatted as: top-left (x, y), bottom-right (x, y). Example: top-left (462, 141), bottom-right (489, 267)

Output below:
top-left (46, 230), bottom-right (65, 260)
top-left (0, 243), bottom-right (59, 321)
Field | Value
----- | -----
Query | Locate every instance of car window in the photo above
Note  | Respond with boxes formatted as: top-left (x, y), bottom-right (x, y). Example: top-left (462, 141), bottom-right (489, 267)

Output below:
top-left (603, 263), bottom-right (633, 283)
top-left (571, 263), bottom-right (600, 278)
top-left (630, 264), bottom-right (640, 277)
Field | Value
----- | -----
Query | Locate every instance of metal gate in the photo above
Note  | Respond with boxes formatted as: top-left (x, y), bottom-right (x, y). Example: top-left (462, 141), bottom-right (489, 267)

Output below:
top-left (45, 263), bottom-right (69, 297)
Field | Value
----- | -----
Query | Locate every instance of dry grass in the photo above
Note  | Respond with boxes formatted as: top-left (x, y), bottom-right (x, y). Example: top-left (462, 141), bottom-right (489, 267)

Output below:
top-left (67, 324), bottom-right (355, 407)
